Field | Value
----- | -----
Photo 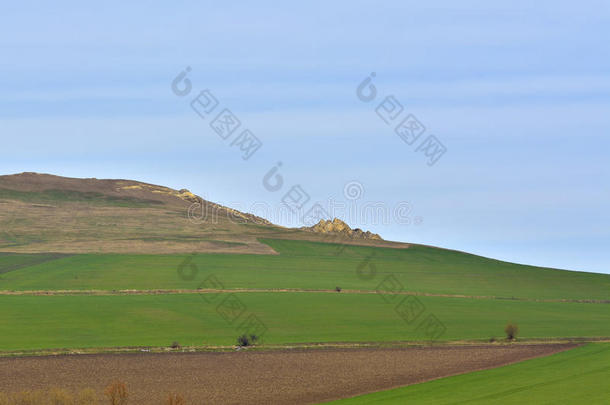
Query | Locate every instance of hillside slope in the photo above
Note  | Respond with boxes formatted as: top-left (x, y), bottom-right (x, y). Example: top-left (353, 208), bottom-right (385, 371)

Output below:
top-left (0, 172), bottom-right (401, 254)
top-left (2, 239), bottom-right (609, 300)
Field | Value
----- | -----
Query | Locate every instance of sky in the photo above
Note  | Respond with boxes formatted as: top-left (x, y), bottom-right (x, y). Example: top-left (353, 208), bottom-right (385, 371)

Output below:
top-left (1, 0), bottom-right (609, 273)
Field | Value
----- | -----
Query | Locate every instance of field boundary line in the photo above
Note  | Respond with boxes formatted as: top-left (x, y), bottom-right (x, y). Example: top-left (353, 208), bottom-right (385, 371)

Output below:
top-left (0, 340), bottom-right (591, 358)
top-left (0, 288), bottom-right (609, 304)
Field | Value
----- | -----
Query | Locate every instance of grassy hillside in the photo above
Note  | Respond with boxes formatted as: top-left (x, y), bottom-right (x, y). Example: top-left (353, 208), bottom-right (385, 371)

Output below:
top-left (1, 239), bottom-right (609, 301)
top-left (0, 293), bottom-right (609, 350)
top-left (324, 343), bottom-right (610, 404)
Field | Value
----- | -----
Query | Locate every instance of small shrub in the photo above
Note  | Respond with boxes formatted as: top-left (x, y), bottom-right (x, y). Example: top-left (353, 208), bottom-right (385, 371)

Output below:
top-left (489, 336), bottom-right (496, 343)
top-left (237, 334), bottom-right (250, 347)
top-left (237, 334), bottom-right (259, 347)
top-left (170, 341), bottom-right (181, 349)
top-left (165, 393), bottom-right (186, 405)
top-left (335, 286), bottom-right (342, 292)
top-left (104, 381), bottom-right (128, 405)
top-left (505, 323), bottom-right (519, 340)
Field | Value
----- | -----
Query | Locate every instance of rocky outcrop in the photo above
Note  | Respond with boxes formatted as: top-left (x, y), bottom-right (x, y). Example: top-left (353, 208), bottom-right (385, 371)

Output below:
top-left (303, 218), bottom-right (382, 240)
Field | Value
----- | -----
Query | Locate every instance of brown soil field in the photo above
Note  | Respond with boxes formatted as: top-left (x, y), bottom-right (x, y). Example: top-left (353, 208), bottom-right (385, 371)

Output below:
top-left (0, 344), bottom-right (576, 404)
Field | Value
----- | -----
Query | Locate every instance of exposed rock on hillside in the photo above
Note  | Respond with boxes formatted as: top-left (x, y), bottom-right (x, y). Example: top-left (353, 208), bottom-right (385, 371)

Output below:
top-left (303, 218), bottom-right (382, 240)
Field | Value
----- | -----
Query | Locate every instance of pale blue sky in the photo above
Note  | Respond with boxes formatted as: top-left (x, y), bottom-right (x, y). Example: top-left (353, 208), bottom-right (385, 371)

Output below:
top-left (1, 1), bottom-right (609, 273)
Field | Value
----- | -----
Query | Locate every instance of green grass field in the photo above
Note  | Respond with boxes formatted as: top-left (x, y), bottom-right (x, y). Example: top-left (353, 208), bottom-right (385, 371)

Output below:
top-left (1, 189), bottom-right (609, 403)
top-left (0, 293), bottom-right (609, 351)
top-left (1, 239), bottom-right (609, 352)
top-left (0, 253), bottom-right (71, 275)
top-left (1, 239), bottom-right (609, 301)
top-left (324, 343), bottom-right (610, 404)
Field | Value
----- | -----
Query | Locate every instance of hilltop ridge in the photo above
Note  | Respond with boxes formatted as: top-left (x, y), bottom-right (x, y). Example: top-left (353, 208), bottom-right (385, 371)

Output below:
top-left (0, 172), bottom-right (400, 254)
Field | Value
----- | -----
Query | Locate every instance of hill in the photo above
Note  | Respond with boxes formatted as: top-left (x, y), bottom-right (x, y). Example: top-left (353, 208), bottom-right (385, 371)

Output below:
top-left (1, 172), bottom-right (609, 354)
top-left (0, 172), bottom-right (398, 254)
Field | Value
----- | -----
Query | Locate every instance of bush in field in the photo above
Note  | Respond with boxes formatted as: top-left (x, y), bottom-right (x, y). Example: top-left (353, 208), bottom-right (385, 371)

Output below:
top-left (165, 393), bottom-right (186, 405)
top-left (237, 334), bottom-right (259, 347)
top-left (170, 341), bottom-right (181, 349)
top-left (505, 323), bottom-right (519, 340)
top-left (104, 382), bottom-right (128, 405)
top-left (335, 286), bottom-right (342, 292)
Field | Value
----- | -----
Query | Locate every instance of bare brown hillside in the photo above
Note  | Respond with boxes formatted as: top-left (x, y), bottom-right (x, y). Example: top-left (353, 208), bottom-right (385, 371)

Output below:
top-left (0, 173), bottom-right (405, 254)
